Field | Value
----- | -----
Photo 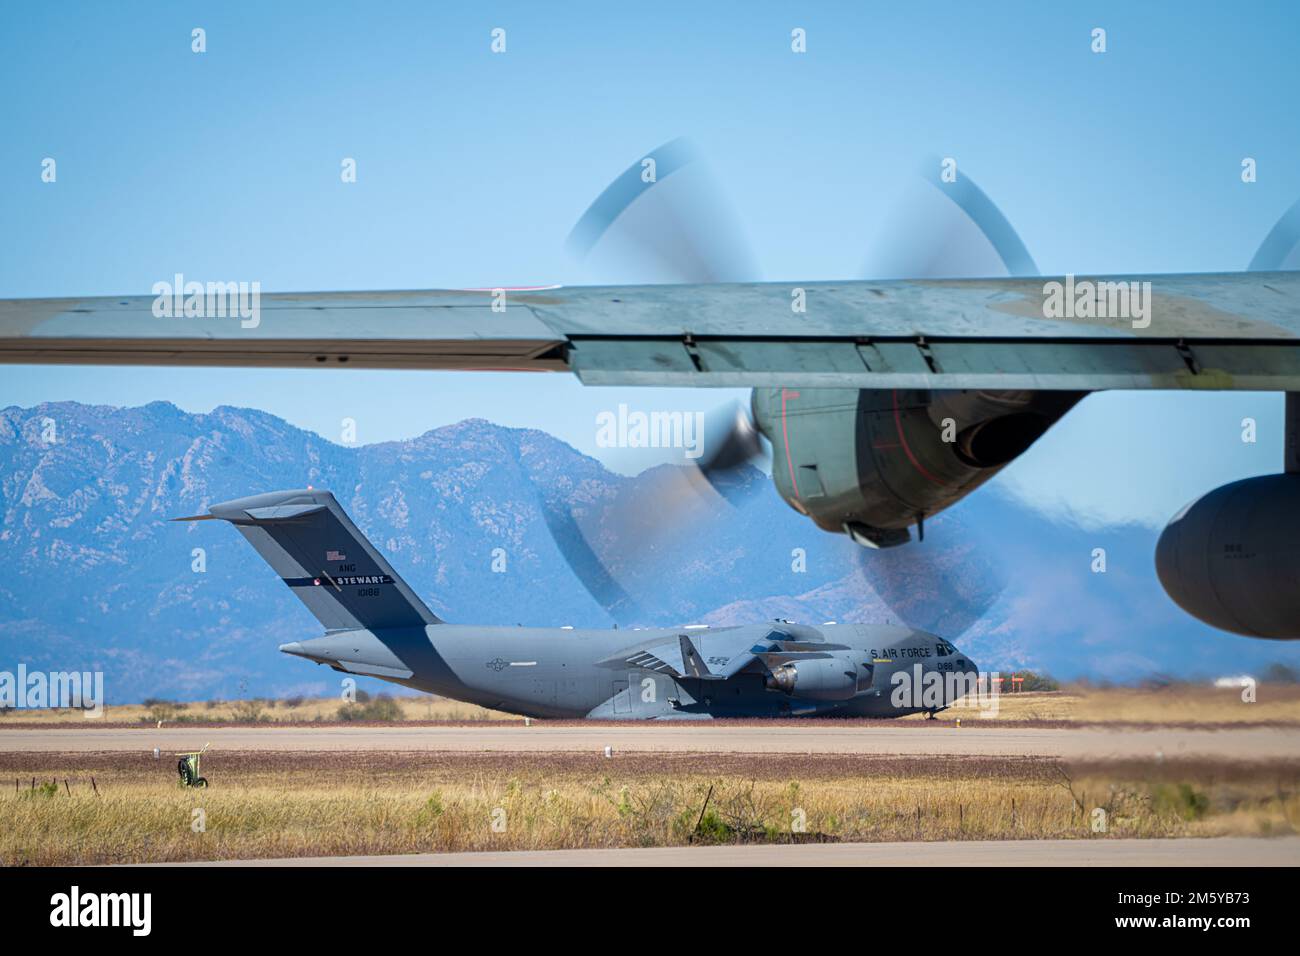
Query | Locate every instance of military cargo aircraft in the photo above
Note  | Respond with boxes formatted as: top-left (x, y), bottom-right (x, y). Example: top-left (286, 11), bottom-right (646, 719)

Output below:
top-left (177, 488), bottom-right (980, 719)
top-left (6, 139), bottom-right (1300, 639)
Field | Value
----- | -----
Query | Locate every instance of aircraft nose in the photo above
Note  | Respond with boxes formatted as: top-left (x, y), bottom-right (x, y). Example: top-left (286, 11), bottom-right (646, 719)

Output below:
top-left (951, 649), bottom-right (981, 704)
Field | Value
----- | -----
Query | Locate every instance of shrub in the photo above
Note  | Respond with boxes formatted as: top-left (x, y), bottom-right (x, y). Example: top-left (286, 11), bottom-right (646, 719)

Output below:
top-left (230, 699), bottom-right (268, 723)
top-left (143, 700), bottom-right (178, 723)
top-left (338, 693), bottom-right (403, 722)
top-left (1016, 671), bottom-right (1060, 692)
top-left (1263, 662), bottom-right (1299, 684)
top-left (690, 809), bottom-right (736, 844)
top-left (1152, 783), bottom-right (1210, 821)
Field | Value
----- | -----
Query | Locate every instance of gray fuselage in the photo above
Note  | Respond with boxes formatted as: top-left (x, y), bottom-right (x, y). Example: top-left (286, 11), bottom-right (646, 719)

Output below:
top-left (280, 621), bottom-right (981, 720)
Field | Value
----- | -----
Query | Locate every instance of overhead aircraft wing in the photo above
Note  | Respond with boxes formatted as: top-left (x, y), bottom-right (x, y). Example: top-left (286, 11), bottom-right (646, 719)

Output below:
top-left (2, 271), bottom-right (1299, 389)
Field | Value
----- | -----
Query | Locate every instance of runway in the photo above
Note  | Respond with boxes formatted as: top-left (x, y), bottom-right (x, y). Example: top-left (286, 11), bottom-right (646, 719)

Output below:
top-left (171, 836), bottom-right (1300, 867)
top-left (4, 723), bottom-right (1298, 760)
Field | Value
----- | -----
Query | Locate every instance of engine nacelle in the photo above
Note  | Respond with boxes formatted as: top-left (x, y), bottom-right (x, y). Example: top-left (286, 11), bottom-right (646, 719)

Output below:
top-left (1156, 474), bottom-right (1300, 639)
top-left (753, 387), bottom-right (1082, 547)
top-left (765, 653), bottom-right (864, 701)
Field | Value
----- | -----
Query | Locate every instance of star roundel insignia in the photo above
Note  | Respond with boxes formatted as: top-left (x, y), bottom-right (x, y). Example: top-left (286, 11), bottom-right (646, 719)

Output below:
top-left (486, 658), bottom-right (509, 672)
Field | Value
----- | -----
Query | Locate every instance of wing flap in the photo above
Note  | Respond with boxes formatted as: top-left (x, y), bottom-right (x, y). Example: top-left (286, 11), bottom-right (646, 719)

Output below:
top-left (569, 335), bottom-right (1300, 389)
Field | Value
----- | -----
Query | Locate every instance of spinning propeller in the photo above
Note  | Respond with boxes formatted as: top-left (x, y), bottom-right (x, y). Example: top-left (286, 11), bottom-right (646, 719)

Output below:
top-left (539, 142), bottom-right (1068, 635)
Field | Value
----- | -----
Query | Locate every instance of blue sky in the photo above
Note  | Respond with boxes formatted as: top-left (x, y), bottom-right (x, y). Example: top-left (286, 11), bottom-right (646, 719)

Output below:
top-left (1, 1), bottom-right (1298, 525)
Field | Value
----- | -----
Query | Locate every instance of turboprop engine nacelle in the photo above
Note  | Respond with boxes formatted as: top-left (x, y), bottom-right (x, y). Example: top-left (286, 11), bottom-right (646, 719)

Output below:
top-left (1155, 473), bottom-right (1300, 640)
top-left (753, 387), bottom-right (1083, 548)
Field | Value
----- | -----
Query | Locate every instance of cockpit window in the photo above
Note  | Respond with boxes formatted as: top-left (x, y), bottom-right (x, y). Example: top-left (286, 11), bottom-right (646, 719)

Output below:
top-left (936, 641), bottom-right (957, 657)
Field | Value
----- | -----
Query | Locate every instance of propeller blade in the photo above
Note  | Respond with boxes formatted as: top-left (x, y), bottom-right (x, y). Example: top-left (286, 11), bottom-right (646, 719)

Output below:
top-left (855, 515), bottom-right (1005, 639)
top-left (856, 158), bottom-right (1027, 634)
top-left (550, 139), bottom-right (768, 622)
top-left (863, 156), bottom-right (1037, 280)
top-left (695, 398), bottom-right (771, 496)
top-left (566, 137), bottom-right (760, 284)
top-left (536, 400), bottom-right (770, 626)
top-left (535, 495), bottom-right (647, 624)
top-left (550, 145), bottom-right (1010, 639)
top-left (1248, 196), bottom-right (1300, 271)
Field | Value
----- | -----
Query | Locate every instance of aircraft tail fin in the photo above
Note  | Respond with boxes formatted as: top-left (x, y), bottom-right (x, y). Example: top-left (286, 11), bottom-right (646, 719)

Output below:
top-left (176, 489), bottom-right (442, 631)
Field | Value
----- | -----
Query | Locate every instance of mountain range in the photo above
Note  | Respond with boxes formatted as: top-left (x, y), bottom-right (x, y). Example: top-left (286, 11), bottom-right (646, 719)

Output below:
top-left (3, 400), bottom-right (1298, 702)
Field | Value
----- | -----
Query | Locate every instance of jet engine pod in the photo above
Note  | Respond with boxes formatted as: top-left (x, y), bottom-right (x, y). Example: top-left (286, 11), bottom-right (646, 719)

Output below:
top-left (764, 654), bottom-right (862, 701)
top-left (1156, 474), bottom-right (1300, 639)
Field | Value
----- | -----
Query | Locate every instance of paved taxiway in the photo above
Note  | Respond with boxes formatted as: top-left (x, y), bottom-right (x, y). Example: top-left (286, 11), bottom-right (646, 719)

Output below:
top-left (4, 724), bottom-right (1298, 760)
top-left (171, 836), bottom-right (1300, 867)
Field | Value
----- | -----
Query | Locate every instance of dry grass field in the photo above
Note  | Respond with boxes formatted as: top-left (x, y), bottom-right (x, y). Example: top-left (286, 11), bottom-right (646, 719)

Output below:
top-left (0, 694), bottom-right (515, 725)
top-left (4, 683), bottom-right (1298, 727)
top-left (901, 683), bottom-right (1300, 725)
top-left (5, 683), bottom-right (1296, 864)
top-left (2, 752), bottom-right (1297, 865)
